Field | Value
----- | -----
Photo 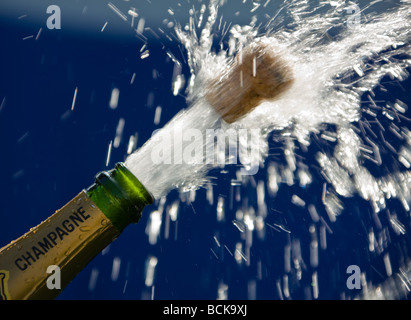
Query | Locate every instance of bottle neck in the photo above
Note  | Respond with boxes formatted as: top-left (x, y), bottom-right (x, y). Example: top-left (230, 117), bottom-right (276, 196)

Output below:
top-left (86, 162), bottom-right (154, 232)
top-left (0, 162), bottom-right (154, 300)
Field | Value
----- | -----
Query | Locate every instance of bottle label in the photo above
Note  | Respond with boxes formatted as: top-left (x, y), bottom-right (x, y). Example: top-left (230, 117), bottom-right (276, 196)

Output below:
top-left (0, 191), bottom-right (119, 300)
top-left (0, 270), bottom-right (10, 300)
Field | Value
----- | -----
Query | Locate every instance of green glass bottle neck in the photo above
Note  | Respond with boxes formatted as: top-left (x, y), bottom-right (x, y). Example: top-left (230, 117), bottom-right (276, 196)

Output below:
top-left (86, 162), bottom-right (154, 232)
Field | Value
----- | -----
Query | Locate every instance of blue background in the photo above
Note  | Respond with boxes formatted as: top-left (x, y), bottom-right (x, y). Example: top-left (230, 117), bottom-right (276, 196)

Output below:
top-left (0, 1), bottom-right (410, 300)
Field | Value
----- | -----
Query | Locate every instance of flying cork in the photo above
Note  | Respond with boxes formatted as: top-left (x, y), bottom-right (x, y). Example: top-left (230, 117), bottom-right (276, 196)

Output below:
top-left (206, 40), bottom-right (294, 123)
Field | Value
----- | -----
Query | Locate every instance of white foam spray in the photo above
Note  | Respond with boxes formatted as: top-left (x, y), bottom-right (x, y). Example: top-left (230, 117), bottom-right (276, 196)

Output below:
top-left (126, 0), bottom-right (410, 208)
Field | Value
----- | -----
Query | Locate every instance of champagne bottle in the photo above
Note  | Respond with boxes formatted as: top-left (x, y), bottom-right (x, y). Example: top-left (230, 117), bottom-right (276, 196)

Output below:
top-left (0, 40), bottom-right (294, 300)
top-left (0, 163), bottom-right (154, 300)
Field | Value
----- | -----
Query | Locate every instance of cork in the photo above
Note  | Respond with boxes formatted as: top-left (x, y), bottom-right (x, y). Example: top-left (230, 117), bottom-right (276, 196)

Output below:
top-left (205, 41), bottom-right (294, 123)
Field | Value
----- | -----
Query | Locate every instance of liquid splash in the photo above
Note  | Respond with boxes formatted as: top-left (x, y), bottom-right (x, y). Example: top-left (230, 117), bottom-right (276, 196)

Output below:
top-left (126, 0), bottom-right (411, 299)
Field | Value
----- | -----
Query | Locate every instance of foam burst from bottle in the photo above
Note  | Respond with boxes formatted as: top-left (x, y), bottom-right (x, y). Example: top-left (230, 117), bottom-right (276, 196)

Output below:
top-left (126, 0), bottom-right (410, 207)
top-left (124, 0), bottom-right (411, 299)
